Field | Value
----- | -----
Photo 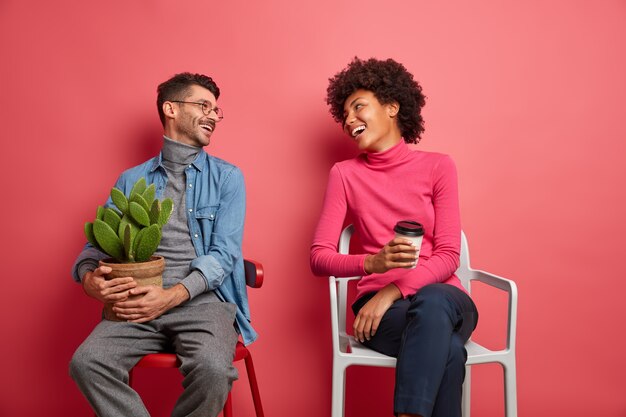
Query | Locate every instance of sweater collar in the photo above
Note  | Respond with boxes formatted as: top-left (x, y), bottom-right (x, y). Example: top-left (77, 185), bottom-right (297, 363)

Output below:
top-left (150, 136), bottom-right (206, 172)
top-left (161, 136), bottom-right (202, 165)
top-left (364, 140), bottom-right (410, 166)
top-left (160, 136), bottom-right (204, 173)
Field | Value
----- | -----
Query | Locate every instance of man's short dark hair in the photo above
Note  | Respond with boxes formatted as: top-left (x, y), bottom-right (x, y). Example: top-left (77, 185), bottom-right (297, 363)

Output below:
top-left (326, 57), bottom-right (426, 143)
top-left (157, 73), bottom-right (220, 126)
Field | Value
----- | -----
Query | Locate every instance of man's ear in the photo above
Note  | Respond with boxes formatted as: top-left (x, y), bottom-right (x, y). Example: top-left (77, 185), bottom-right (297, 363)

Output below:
top-left (386, 101), bottom-right (400, 118)
top-left (163, 101), bottom-right (176, 120)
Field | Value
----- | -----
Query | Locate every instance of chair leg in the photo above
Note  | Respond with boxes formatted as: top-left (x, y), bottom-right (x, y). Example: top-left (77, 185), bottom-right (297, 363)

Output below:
top-left (243, 352), bottom-right (265, 417)
top-left (331, 363), bottom-right (346, 417)
top-left (503, 362), bottom-right (518, 417)
top-left (462, 365), bottom-right (471, 417)
top-left (223, 392), bottom-right (233, 417)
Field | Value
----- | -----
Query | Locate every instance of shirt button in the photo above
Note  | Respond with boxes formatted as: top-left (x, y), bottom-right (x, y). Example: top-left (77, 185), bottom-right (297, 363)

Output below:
top-left (188, 184), bottom-right (193, 188)
top-left (194, 234), bottom-right (198, 238)
top-left (209, 214), bottom-right (214, 219)
top-left (189, 209), bottom-right (193, 212)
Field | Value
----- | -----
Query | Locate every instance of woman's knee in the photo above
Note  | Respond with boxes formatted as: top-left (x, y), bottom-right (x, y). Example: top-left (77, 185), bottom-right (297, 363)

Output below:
top-left (448, 333), bottom-right (467, 368)
top-left (408, 284), bottom-right (456, 323)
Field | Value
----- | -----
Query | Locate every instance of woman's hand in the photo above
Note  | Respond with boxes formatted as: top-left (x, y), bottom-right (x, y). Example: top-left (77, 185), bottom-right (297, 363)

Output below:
top-left (364, 238), bottom-right (418, 274)
top-left (353, 284), bottom-right (402, 343)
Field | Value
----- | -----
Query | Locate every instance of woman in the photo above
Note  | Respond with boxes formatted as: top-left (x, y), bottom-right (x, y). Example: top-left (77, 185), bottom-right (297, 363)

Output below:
top-left (310, 57), bottom-right (478, 417)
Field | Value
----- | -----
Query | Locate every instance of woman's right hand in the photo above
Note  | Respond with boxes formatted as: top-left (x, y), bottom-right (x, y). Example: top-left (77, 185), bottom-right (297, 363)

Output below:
top-left (364, 238), bottom-right (418, 274)
top-left (82, 266), bottom-right (137, 304)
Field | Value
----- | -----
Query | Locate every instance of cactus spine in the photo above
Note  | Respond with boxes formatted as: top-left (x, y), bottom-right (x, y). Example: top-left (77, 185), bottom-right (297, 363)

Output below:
top-left (85, 177), bottom-right (173, 262)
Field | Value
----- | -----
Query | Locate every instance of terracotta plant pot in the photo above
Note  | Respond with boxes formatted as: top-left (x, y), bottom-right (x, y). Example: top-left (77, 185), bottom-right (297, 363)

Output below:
top-left (99, 256), bottom-right (165, 321)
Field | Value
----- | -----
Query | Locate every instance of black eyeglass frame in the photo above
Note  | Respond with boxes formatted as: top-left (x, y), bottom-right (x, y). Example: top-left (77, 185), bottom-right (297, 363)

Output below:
top-left (170, 100), bottom-right (224, 120)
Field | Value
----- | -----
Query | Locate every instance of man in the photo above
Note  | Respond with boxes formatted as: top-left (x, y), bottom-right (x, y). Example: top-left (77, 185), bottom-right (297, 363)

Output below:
top-left (70, 73), bottom-right (256, 417)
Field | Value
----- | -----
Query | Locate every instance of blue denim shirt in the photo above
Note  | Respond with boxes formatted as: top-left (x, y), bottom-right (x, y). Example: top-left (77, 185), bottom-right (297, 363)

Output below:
top-left (72, 150), bottom-right (257, 345)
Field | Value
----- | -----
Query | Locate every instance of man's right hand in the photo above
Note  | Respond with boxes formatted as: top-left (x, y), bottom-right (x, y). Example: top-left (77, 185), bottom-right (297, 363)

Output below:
top-left (82, 266), bottom-right (137, 304)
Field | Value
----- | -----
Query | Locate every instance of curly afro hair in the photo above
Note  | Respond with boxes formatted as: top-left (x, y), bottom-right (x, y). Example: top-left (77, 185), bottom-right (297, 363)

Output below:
top-left (326, 57), bottom-right (426, 143)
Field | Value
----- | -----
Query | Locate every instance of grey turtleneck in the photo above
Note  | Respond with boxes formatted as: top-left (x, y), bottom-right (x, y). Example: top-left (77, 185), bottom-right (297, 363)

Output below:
top-left (157, 136), bottom-right (217, 304)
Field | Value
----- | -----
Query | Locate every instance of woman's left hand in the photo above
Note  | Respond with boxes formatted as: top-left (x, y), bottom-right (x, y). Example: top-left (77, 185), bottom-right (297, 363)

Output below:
top-left (353, 283), bottom-right (402, 343)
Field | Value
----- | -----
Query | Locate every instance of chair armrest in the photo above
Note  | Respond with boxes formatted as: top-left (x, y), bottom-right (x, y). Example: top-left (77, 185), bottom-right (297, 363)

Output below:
top-left (469, 269), bottom-right (516, 294)
top-left (468, 268), bottom-right (518, 351)
top-left (330, 275), bottom-right (362, 283)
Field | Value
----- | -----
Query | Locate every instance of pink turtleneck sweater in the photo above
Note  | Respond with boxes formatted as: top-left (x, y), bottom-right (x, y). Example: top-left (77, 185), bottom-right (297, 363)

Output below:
top-left (310, 140), bottom-right (465, 299)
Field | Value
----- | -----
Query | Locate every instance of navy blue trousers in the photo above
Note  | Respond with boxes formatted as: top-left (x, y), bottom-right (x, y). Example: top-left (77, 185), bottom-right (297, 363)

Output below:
top-left (352, 283), bottom-right (478, 417)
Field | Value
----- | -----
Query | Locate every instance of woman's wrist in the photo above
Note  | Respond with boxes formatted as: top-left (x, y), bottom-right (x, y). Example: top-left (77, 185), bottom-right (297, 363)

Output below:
top-left (363, 254), bottom-right (373, 274)
top-left (380, 283), bottom-right (402, 302)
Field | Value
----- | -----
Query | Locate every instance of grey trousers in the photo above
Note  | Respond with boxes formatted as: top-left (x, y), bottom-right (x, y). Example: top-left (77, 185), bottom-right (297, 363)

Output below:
top-left (69, 302), bottom-right (239, 417)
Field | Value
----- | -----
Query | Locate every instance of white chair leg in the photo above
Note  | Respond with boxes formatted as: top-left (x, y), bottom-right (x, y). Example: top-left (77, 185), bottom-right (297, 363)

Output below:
top-left (331, 363), bottom-right (347, 417)
top-left (462, 365), bottom-right (471, 417)
top-left (503, 362), bottom-right (518, 417)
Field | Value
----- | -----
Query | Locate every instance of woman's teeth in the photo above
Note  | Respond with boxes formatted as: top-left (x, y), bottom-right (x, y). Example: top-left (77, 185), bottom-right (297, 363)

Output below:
top-left (352, 126), bottom-right (365, 137)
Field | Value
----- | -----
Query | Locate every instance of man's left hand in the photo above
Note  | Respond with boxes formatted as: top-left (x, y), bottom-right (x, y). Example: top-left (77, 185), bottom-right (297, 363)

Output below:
top-left (112, 284), bottom-right (190, 323)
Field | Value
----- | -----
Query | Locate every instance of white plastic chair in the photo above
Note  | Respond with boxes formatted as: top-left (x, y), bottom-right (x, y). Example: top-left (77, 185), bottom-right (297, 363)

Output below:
top-left (329, 225), bottom-right (518, 417)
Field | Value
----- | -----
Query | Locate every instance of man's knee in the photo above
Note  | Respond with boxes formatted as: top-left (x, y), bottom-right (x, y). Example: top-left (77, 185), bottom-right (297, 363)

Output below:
top-left (69, 342), bottom-right (118, 383)
top-left (69, 345), bottom-right (94, 382)
top-left (187, 354), bottom-right (238, 385)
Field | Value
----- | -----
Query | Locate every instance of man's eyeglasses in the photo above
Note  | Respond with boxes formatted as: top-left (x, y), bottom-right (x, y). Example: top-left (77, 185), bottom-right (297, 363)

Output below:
top-left (170, 100), bottom-right (224, 120)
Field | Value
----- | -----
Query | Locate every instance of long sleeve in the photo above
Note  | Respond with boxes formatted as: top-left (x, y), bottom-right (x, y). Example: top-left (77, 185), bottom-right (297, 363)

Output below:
top-left (310, 165), bottom-right (368, 277)
top-left (392, 155), bottom-right (461, 297)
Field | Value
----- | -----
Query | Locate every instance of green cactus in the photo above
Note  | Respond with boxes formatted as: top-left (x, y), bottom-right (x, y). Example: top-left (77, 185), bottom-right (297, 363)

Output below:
top-left (110, 188), bottom-right (128, 213)
top-left (159, 198), bottom-right (174, 226)
top-left (130, 177), bottom-right (147, 199)
top-left (129, 201), bottom-right (150, 227)
top-left (103, 208), bottom-right (121, 232)
top-left (142, 183), bottom-right (156, 206)
top-left (135, 224), bottom-right (162, 262)
top-left (84, 177), bottom-right (173, 263)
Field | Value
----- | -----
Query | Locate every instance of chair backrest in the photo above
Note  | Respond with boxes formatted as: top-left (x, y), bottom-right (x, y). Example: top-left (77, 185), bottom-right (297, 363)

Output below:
top-left (244, 259), bottom-right (264, 289)
top-left (458, 231), bottom-right (471, 292)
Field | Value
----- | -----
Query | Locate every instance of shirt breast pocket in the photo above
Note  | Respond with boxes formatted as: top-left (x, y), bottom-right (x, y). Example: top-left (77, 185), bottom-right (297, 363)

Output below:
top-left (195, 205), bottom-right (219, 249)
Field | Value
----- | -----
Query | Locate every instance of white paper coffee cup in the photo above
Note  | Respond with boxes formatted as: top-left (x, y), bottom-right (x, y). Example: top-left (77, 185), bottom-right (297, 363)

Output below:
top-left (393, 220), bottom-right (425, 268)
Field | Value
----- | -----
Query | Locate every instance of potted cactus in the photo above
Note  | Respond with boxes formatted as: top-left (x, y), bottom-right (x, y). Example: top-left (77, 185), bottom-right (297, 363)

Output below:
top-left (85, 177), bottom-right (173, 320)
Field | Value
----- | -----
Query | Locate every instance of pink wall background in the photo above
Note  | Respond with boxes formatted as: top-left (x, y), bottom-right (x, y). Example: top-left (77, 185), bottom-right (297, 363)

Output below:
top-left (1, 1), bottom-right (625, 416)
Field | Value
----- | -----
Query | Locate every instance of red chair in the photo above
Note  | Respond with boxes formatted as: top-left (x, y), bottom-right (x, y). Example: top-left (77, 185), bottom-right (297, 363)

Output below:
top-left (126, 259), bottom-right (265, 417)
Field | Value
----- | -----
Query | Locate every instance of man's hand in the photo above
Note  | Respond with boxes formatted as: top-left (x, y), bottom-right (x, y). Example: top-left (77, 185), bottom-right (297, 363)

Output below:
top-left (364, 238), bottom-right (418, 274)
top-left (82, 266), bottom-right (137, 304)
top-left (112, 284), bottom-right (190, 323)
top-left (353, 284), bottom-right (402, 343)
